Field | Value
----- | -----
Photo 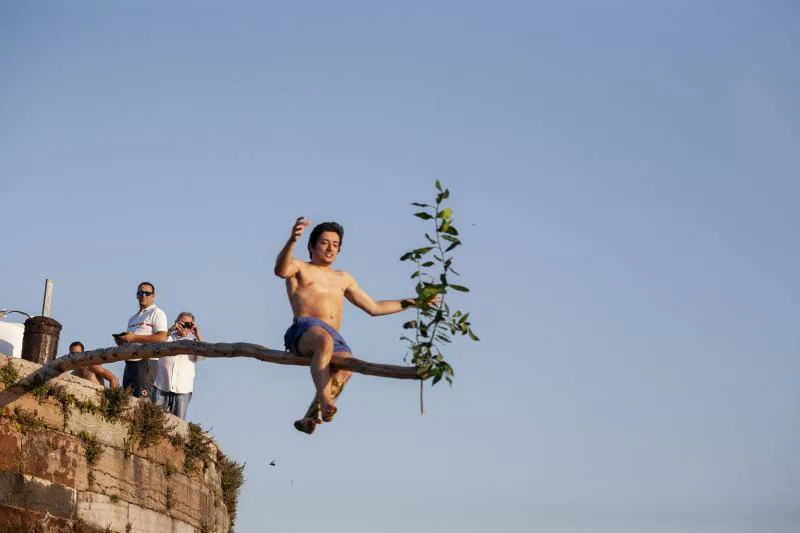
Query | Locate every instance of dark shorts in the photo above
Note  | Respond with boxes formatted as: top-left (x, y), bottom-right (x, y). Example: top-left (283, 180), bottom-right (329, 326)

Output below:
top-left (123, 359), bottom-right (156, 400)
top-left (284, 317), bottom-right (352, 355)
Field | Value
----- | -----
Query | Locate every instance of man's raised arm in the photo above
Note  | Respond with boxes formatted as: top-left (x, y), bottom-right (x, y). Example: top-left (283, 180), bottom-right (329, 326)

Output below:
top-left (274, 217), bottom-right (311, 278)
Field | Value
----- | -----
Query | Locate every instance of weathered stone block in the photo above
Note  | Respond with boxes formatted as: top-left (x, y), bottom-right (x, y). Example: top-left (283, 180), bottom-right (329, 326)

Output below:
top-left (0, 503), bottom-right (107, 533)
top-left (76, 491), bottom-right (130, 532)
top-left (0, 420), bottom-right (21, 473)
top-left (19, 426), bottom-right (82, 487)
top-left (0, 472), bottom-right (75, 519)
top-left (65, 409), bottom-right (127, 449)
top-left (1, 394), bottom-right (65, 430)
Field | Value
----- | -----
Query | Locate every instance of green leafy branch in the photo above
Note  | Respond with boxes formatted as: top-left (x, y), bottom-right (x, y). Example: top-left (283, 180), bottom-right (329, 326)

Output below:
top-left (400, 180), bottom-right (479, 385)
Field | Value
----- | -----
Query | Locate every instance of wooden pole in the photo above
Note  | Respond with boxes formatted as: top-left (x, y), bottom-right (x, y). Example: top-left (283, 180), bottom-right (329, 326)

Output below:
top-left (41, 279), bottom-right (54, 317)
top-left (33, 340), bottom-right (424, 383)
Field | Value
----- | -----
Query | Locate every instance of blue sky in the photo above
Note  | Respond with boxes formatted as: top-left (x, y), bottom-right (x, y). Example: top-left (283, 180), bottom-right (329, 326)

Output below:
top-left (1, 2), bottom-right (798, 532)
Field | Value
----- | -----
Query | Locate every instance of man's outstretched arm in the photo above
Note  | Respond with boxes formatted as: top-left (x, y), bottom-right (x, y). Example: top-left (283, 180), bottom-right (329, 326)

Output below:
top-left (344, 276), bottom-right (414, 317)
top-left (274, 217), bottom-right (310, 278)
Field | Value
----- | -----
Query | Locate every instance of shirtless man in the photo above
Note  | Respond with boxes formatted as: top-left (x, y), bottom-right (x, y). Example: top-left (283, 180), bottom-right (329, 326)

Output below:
top-left (69, 341), bottom-right (119, 388)
top-left (275, 217), bottom-right (429, 434)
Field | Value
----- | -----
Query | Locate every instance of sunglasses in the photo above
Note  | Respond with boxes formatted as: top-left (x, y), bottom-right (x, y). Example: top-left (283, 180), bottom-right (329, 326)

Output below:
top-left (181, 322), bottom-right (194, 329)
top-left (136, 290), bottom-right (154, 297)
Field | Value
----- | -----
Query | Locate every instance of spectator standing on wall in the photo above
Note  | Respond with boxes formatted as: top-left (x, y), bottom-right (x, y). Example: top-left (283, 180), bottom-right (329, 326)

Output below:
top-left (114, 281), bottom-right (168, 400)
top-left (153, 311), bottom-right (204, 419)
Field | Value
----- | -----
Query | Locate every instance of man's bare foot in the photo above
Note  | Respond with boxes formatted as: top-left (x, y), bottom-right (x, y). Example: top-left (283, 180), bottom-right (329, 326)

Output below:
top-left (293, 417), bottom-right (317, 434)
top-left (321, 404), bottom-right (337, 423)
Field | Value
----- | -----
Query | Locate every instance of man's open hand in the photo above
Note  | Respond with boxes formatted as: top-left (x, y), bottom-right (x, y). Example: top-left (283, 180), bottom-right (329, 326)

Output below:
top-left (290, 217), bottom-right (312, 242)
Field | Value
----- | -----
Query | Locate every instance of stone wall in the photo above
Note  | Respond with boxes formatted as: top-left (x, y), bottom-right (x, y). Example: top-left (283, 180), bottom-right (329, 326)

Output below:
top-left (0, 355), bottom-right (233, 533)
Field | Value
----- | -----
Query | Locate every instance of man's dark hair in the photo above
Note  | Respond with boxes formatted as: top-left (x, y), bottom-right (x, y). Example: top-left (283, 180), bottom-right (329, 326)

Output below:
top-left (138, 281), bottom-right (155, 293)
top-left (69, 341), bottom-right (84, 352)
top-left (307, 222), bottom-right (344, 259)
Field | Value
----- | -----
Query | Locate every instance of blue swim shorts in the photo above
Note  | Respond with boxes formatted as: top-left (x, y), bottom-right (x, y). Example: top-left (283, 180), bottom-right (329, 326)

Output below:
top-left (284, 317), bottom-right (352, 355)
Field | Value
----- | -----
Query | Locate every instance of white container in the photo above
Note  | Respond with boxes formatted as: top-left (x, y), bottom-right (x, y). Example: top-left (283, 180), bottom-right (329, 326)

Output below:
top-left (0, 322), bottom-right (25, 358)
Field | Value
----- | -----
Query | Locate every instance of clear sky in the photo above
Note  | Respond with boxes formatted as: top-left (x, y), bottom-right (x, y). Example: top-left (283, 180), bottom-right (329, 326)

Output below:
top-left (1, 2), bottom-right (798, 532)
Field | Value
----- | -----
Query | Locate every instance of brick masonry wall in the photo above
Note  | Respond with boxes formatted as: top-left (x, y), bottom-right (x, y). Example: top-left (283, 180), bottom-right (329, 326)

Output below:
top-left (0, 355), bottom-right (232, 533)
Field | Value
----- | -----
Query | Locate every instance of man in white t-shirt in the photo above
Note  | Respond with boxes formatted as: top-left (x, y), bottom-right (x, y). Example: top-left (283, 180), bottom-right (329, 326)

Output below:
top-left (153, 311), bottom-right (204, 419)
top-left (114, 281), bottom-right (168, 400)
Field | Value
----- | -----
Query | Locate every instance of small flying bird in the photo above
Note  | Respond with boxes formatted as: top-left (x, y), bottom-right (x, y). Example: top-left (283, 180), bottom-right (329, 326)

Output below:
top-left (269, 458), bottom-right (277, 466)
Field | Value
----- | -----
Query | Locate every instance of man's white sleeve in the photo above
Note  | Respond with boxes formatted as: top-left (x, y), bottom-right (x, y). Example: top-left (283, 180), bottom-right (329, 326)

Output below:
top-left (153, 309), bottom-right (169, 333)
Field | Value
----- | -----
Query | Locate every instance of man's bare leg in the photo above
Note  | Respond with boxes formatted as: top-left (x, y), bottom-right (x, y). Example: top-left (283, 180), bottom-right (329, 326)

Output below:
top-left (294, 351), bottom-right (353, 434)
top-left (296, 328), bottom-right (337, 416)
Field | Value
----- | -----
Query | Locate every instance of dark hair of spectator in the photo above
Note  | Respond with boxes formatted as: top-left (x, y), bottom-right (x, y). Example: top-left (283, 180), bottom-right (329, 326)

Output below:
top-left (69, 341), bottom-right (85, 351)
top-left (307, 222), bottom-right (344, 259)
top-left (138, 281), bottom-right (155, 293)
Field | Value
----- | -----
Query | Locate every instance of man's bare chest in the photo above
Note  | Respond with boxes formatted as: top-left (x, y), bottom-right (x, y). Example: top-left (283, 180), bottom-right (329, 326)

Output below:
top-left (297, 270), bottom-right (347, 295)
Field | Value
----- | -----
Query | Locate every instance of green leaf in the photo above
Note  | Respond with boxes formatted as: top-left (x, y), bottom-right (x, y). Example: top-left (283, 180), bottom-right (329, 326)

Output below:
top-left (449, 267), bottom-right (460, 276)
top-left (411, 271), bottom-right (420, 279)
top-left (399, 252), bottom-right (414, 261)
top-left (450, 284), bottom-right (469, 292)
top-left (438, 207), bottom-right (453, 220)
top-left (414, 212), bottom-right (433, 220)
top-left (441, 234), bottom-right (459, 243)
top-left (425, 233), bottom-right (436, 244)
top-left (445, 242), bottom-right (460, 252)
top-left (444, 225), bottom-right (459, 236)
top-left (411, 202), bottom-right (430, 208)
top-left (435, 179), bottom-right (442, 191)
top-left (421, 261), bottom-right (434, 267)
top-left (432, 374), bottom-right (442, 385)
top-left (413, 246), bottom-right (434, 256)
top-left (402, 320), bottom-right (417, 329)
top-left (468, 329), bottom-right (480, 341)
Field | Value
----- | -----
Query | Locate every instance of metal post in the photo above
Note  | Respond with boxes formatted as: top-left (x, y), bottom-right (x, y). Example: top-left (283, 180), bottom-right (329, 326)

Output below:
top-left (42, 279), bottom-right (53, 317)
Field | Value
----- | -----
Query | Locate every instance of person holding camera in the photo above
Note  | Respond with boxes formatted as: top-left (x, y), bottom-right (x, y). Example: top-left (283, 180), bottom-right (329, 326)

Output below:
top-left (153, 311), bottom-right (204, 419)
top-left (114, 281), bottom-right (169, 400)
